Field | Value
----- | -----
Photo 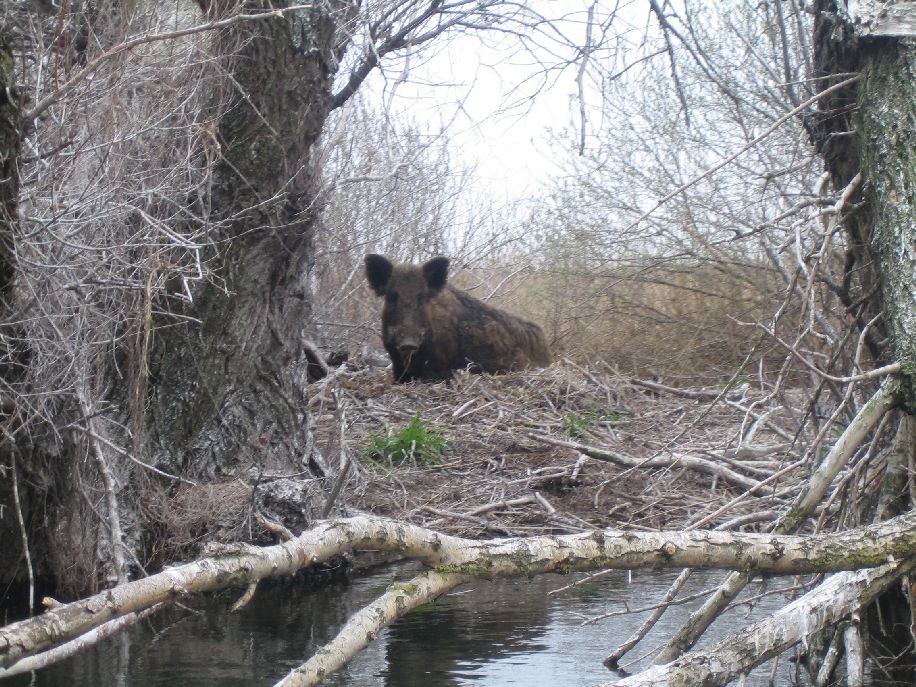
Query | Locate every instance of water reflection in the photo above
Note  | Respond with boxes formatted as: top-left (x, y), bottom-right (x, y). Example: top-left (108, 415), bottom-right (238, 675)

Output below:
top-left (3, 566), bottom-right (818, 686)
top-left (381, 579), bottom-right (551, 686)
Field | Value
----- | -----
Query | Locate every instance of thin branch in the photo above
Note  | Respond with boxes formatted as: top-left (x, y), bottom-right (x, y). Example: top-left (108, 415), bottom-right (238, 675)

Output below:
top-left (618, 74), bottom-right (863, 236)
top-left (748, 322), bottom-right (901, 383)
top-left (24, 5), bottom-right (318, 122)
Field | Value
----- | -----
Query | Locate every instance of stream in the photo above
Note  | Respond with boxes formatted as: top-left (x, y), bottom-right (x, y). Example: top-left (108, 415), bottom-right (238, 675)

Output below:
top-left (2, 565), bottom-right (842, 686)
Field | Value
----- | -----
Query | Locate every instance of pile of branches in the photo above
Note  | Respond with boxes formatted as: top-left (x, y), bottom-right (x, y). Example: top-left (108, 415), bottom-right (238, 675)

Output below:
top-left (309, 360), bottom-right (861, 538)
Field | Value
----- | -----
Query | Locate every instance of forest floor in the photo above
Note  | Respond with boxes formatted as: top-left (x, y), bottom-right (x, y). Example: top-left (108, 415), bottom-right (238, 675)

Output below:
top-left (305, 360), bottom-right (804, 538)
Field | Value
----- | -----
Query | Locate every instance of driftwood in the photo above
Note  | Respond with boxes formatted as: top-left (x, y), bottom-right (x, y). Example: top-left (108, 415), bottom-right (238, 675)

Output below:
top-left (276, 569), bottom-right (473, 687)
top-left (653, 378), bottom-right (900, 664)
top-left (0, 604), bottom-right (166, 679)
top-left (530, 432), bottom-right (773, 493)
top-left (602, 559), bottom-right (915, 686)
top-left (0, 367), bottom-right (908, 685)
top-left (309, 362), bottom-right (808, 539)
top-left (2, 511), bottom-right (916, 684)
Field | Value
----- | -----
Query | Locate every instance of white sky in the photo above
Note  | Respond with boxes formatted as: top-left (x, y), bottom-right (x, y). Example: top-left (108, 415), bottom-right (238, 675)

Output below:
top-left (365, 0), bottom-right (655, 201)
top-left (408, 37), bottom-right (577, 198)
top-left (367, 2), bottom-right (605, 200)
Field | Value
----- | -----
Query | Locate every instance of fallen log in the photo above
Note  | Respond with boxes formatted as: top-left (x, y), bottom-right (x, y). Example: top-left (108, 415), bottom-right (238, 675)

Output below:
top-left (529, 432), bottom-right (776, 493)
top-left (601, 559), bottom-right (914, 687)
top-left (2, 510), bottom-right (915, 680)
top-left (653, 377), bottom-right (901, 664)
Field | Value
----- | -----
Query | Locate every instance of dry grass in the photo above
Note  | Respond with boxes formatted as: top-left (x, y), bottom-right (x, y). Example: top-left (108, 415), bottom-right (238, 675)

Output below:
top-left (308, 360), bottom-right (805, 537)
top-left (320, 257), bottom-right (795, 389)
top-left (153, 481), bottom-right (254, 561)
top-left (484, 260), bottom-right (791, 384)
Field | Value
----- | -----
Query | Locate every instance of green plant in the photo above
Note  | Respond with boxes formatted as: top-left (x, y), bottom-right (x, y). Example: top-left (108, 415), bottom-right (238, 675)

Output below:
top-left (561, 412), bottom-right (592, 437)
top-left (367, 415), bottom-right (447, 466)
top-left (562, 406), bottom-right (625, 437)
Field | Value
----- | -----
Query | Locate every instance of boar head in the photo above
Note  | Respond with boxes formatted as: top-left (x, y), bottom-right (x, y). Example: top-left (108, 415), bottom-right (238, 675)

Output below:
top-left (365, 254), bottom-right (449, 363)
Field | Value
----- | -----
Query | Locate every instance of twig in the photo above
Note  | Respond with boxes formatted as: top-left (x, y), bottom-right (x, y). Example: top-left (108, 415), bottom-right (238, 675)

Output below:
top-left (419, 506), bottom-right (517, 536)
top-left (75, 383), bottom-right (127, 586)
top-left (748, 322), bottom-right (901, 383)
top-left (321, 399), bottom-right (351, 518)
top-left (230, 583), bottom-right (259, 612)
top-left (8, 449), bottom-right (35, 616)
top-left (530, 433), bottom-right (771, 493)
top-left (619, 75), bottom-right (862, 235)
top-left (655, 379), bottom-right (900, 664)
top-left (630, 378), bottom-right (743, 401)
top-left (256, 512), bottom-right (294, 542)
top-left (25, 5), bottom-right (318, 122)
top-left (76, 425), bottom-right (197, 486)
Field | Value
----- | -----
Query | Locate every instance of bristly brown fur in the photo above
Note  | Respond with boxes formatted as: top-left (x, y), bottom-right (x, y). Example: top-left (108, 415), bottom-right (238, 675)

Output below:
top-left (365, 255), bottom-right (552, 383)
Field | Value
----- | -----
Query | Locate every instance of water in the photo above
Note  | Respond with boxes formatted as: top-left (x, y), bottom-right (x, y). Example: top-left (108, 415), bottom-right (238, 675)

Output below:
top-left (4, 566), bottom-right (809, 686)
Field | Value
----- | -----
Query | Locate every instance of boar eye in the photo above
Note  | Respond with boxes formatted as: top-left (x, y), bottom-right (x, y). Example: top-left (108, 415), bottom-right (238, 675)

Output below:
top-left (385, 291), bottom-right (399, 304)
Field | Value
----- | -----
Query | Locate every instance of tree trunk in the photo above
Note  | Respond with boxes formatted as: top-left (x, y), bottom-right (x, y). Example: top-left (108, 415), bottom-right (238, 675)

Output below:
top-left (803, 2), bottom-right (916, 680)
top-left (857, 41), bottom-right (916, 400)
top-left (808, 0), bottom-right (916, 391)
top-left (148, 2), bottom-right (349, 480)
top-left (0, 1), bottom-right (354, 609)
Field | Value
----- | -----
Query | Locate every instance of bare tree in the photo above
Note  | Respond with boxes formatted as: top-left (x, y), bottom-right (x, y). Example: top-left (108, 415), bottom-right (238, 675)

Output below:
top-left (521, 0), bottom-right (916, 681)
top-left (313, 93), bottom-right (537, 357)
top-left (0, 0), bottom-right (574, 607)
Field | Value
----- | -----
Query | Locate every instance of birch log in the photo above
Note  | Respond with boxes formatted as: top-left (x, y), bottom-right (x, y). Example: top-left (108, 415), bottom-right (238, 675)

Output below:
top-left (3, 511), bottom-right (916, 674)
top-left (653, 377), bottom-right (900, 664)
top-left (529, 433), bottom-right (774, 493)
top-left (603, 559), bottom-right (915, 687)
top-left (276, 569), bottom-right (472, 687)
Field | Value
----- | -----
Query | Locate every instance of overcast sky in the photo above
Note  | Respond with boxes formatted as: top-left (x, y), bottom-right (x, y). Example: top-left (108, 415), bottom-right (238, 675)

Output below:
top-left (373, 0), bottom-right (656, 201)
top-left (362, 1), bottom-right (640, 200)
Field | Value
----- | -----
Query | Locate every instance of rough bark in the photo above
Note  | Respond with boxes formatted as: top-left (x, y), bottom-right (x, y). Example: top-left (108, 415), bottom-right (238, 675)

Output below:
top-left (807, 0), bottom-right (916, 397)
top-left (856, 39), bottom-right (916, 404)
top-left (801, 4), bottom-right (916, 680)
top-left (148, 2), bottom-right (352, 480)
top-left (0, 0), bottom-right (353, 612)
top-left (805, 1), bottom-right (885, 361)
top-left (0, 0), bottom-right (363, 613)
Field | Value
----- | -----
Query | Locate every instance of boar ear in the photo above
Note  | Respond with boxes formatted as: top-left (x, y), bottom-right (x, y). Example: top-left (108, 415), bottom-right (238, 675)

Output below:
top-left (365, 254), bottom-right (393, 296)
top-left (423, 257), bottom-right (449, 291)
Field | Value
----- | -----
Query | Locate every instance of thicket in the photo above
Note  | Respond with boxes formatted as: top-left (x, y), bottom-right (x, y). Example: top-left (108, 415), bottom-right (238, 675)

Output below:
top-left (0, 0), bottom-right (913, 683)
top-left (310, 3), bottom-right (851, 387)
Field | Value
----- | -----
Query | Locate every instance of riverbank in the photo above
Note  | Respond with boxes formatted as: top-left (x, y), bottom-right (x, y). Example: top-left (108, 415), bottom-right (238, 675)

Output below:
top-left (149, 360), bottom-right (802, 567)
top-left (306, 360), bottom-right (799, 538)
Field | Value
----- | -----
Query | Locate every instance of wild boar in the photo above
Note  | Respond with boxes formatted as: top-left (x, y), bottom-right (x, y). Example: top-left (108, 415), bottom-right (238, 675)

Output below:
top-left (365, 254), bottom-right (552, 383)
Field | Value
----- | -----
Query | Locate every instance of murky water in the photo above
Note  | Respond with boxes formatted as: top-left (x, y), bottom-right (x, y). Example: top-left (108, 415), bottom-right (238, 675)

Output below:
top-left (3, 565), bottom-right (818, 686)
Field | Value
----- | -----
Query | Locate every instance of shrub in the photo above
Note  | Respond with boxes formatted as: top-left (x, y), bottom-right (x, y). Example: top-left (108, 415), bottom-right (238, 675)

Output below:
top-left (367, 415), bottom-right (447, 466)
